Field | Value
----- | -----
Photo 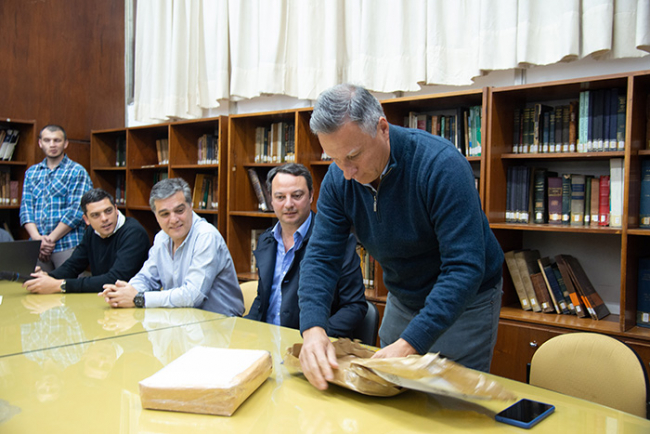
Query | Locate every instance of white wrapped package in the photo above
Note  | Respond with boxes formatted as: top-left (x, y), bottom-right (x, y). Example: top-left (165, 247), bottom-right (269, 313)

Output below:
top-left (139, 346), bottom-right (272, 416)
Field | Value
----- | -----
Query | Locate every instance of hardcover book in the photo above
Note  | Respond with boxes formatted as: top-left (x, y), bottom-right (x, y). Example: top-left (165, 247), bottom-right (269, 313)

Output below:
top-left (562, 254), bottom-right (611, 320)
top-left (637, 257), bottom-right (650, 328)
top-left (504, 250), bottom-right (532, 311)
top-left (570, 174), bottom-right (585, 226)
top-left (538, 257), bottom-right (570, 314)
top-left (554, 255), bottom-right (588, 318)
top-left (514, 249), bottom-right (542, 312)
top-left (530, 272), bottom-right (555, 313)
top-left (547, 176), bottom-right (563, 225)
top-left (640, 159), bottom-right (650, 228)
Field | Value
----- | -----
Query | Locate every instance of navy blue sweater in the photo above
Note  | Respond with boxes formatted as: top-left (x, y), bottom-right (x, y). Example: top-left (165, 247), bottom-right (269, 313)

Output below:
top-left (49, 217), bottom-right (150, 293)
top-left (299, 124), bottom-right (503, 354)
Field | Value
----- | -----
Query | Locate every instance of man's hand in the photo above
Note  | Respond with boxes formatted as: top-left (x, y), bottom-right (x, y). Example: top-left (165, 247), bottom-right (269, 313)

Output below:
top-left (39, 236), bottom-right (55, 262)
top-left (99, 280), bottom-right (138, 308)
top-left (299, 327), bottom-right (338, 390)
top-left (23, 267), bottom-right (64, 294)
top-left (371, 338), bottom-right (418, 359)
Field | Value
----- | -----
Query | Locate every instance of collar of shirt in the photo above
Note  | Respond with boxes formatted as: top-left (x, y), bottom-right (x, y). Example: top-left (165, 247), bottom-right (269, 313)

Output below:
top-left (94, 210), bottom-right (126, 238)
top-left (360, 158), bottom-right (390, 191)
top-left (37, 154), bottom-right (70, 171)
top-left (272, 211), bottom-right (312, 252)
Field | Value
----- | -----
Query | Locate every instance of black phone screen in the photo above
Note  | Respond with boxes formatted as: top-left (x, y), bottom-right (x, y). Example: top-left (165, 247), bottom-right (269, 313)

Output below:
top-left (497, 398), bottom-right (554, 424)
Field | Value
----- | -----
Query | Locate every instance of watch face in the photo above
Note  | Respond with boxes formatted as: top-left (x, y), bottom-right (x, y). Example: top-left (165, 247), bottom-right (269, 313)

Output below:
top-left (134, 293), bottom-right (145, 308)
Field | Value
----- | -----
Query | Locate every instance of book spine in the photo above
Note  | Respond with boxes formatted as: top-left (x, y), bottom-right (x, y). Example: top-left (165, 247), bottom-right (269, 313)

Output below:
top-left (638, 257), bottom-right (650, 328)
top-left (599, 175), bottom-right (610, 226)
top-left (561, 174), bottom-right (572, 225)
top-left (570, 174), bottom-right (585, 226)
top-left (547, 176), bottom-right (563, 225)
top-left (640, 159), bottom-right (650, 228)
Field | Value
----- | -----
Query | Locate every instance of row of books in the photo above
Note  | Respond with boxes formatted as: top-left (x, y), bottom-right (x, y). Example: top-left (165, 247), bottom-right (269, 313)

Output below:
top-left (155, 139), bottom-right (169, 165)
top-left (355, 245), bottom-right (375, 290)
top-left (198, 133), bottom-right (219, 165)
top-left (254, 122), bottom-right (296, 164)
top-left (506, 159), bottom-right (624, 228)
top-left (247, 168), bottom-right (273, 212)
top-left (0, 168), bottom-right (19, 205)
top-left (404, 106), bottom-right (482, 157)
top-left (115, 137), bottom-right (126, 167)
top-left (191, 174), bottom-right (219, 211)
top-left (512, 87), bottom-right (626, 154)
top-left (0, 129), bottom-right (20, 161)
top-left (505, 250), bottom-right (610, 320)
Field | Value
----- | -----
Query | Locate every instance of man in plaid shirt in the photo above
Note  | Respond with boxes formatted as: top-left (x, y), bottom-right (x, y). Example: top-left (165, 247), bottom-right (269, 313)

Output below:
top-left (20, 125), bottom-right (93, 271)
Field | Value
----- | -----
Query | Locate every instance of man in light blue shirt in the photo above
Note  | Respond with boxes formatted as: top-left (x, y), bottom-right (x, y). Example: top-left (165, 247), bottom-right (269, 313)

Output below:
top-left (99, 178), bottom-right (244, 316)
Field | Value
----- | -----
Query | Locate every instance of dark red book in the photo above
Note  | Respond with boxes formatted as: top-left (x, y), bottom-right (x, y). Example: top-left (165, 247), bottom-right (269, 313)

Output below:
top-left (599, 175), bottom-right (610, 226)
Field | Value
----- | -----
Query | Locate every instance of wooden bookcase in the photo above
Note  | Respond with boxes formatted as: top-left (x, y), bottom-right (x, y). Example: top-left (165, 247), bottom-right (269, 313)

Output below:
top-left (485, 70), bottom-right (650, 381)
top-left (226, 110), bottom-right (297, 281)
top-left (90, 116), bottom-right (229, 241)
top-left (0, 118), bottom-right (36, 238)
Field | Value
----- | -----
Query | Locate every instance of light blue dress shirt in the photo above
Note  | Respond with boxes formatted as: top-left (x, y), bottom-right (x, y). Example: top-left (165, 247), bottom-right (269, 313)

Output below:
top-left (129, 212), bottom-right (244, 316)
top-left (265, 212), bottom-right (312, 325)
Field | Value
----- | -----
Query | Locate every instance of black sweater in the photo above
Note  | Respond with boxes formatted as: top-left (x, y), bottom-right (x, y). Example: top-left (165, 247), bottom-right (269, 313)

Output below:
top-left (50, 217), bottom-right (150, 293)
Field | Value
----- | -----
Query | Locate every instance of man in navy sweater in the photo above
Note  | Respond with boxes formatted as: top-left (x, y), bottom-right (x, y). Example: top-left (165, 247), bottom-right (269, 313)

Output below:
top-left (245, 163), bottom-right (367, 337)
top-left (23, 188), bottom-right (150, 294)
top-left (298, 84), bottom-right (504, 390)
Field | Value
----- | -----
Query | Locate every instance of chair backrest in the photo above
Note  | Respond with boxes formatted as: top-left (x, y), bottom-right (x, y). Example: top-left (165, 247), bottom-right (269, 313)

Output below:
top-left (352, 300), bottom-right (379, 346)
top-left (239, 280), bottom-right (259, 316)
top-left (529, 332), bottom-right (649, 418)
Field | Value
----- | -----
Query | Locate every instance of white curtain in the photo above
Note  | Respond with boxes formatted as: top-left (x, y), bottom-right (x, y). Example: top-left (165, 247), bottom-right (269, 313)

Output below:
top-left (134, 0), bottom-right (229, 123)
top-left (133, 0), bottom-right (650, 122)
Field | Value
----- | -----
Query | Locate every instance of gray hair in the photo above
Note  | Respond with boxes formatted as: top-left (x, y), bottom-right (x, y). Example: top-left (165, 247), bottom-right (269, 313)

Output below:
top-left (149, 178), bottom-right (192, 212)
top-left (266, 163), bottom-right (313, 195)
top-left (309, 83), bottom-right (385, 137)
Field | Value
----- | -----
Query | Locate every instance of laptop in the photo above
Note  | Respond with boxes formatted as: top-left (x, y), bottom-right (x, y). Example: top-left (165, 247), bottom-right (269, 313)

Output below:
top-left (0, 240), bottom-right (41, 282)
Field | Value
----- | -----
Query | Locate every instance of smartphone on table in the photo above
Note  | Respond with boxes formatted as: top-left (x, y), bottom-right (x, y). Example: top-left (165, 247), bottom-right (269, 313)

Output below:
top-left (495, 398), bottom-right (555, 429)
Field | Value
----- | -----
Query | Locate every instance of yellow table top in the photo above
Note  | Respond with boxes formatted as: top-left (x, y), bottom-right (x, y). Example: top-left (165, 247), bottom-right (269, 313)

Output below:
top-left (2, 314), bottom-right (649, 433)
top-left (0, 281), bottom-right (224, 357)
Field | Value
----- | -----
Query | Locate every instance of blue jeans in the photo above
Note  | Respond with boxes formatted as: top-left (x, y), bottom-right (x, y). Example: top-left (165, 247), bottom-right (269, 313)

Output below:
top-left (379, 279), bottom-right (503, 372)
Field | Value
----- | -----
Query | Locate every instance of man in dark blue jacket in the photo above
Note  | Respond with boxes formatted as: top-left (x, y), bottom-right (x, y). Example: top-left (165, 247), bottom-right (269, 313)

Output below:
top-left (245, 163), bottom-right (367, 337)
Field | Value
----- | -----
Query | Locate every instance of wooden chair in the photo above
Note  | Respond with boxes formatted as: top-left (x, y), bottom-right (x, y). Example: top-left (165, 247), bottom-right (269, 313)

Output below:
top-left (529, 332), bottom-right (649, 418)
top-left (239, 281), bottom-right (259, 316)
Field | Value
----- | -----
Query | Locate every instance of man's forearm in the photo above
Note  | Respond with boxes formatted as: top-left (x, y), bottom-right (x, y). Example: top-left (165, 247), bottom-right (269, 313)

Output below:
top-left (47, 222), bottom-right (73, 243)
top-left (24, 223), bottom-right (41, 239)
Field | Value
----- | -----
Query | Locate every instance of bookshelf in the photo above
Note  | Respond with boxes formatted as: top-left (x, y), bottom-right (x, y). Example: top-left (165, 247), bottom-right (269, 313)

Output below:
top-left (226, 110), bottom-right (297, 281)
top-left (0, 118), bottom-right (36, 238)
top-left (90, 116), bottom-right (229, 241)
top-left (485, 70), bottom-right (650, 381)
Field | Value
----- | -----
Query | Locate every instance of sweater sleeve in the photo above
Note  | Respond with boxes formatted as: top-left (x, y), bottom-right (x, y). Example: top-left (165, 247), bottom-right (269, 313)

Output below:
top-left (326, 233), bottom-right (368, 338)
top-left (53, 220), bottom-right (151, 293)
top-left (298, 169), bottom-right (352, 334)
top-left (400, 148), bottom-right (489, 353)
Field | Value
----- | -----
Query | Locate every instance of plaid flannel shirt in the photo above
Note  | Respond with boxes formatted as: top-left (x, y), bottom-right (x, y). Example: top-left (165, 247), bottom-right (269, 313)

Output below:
top-left (20, 155), bottom-right (93, 253)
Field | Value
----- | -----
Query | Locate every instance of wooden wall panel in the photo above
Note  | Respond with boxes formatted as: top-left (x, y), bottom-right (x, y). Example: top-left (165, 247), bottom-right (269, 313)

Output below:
top-left (0, 0), bottom-right (124, 169)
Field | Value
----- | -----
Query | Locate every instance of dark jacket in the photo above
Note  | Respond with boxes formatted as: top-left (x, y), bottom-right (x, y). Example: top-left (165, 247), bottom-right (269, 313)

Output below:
top-left (245, 212), bottom-right (367, 337)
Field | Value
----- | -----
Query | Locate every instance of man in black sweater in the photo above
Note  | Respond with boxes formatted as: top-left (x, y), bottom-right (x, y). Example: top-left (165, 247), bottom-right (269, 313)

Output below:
top-left (23, 188), bottom-right (150, 293)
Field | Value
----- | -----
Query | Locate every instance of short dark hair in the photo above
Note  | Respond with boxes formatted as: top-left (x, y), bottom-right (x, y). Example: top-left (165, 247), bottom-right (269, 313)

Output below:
top-left (80, 188), bottom-right (115, 213)
top-left (266, 163), bottom-right (313, 195)
top-left (149, 178), bottom-right (192, 212)
top-left (39, 124), bottom-right (67, 141)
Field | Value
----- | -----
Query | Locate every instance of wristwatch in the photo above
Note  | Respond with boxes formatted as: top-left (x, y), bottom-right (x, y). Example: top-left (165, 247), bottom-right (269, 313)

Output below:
top-left (60, 280), bottom-right (67, 293)
top-left (133, 292), bottom-right (145, 308)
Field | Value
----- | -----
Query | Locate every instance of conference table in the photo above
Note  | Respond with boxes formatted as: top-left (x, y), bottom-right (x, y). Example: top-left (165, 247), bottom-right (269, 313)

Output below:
top-left (1, 282), bottom-right (649, 433)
